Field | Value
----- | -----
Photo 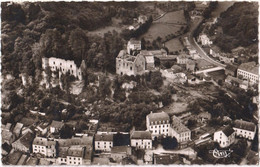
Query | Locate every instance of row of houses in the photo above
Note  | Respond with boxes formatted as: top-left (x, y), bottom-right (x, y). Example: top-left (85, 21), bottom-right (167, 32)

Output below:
top-left (214, 120), bottom-right (257, 148)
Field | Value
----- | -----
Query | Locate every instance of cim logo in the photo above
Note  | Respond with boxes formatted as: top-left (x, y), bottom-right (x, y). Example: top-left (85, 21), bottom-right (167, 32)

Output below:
top-left (209, 148), bottom-right (233, 158)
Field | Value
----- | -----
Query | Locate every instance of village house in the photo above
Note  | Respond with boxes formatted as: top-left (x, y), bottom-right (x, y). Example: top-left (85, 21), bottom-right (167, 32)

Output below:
top-left (139, 50), bottom-right (155, 70)
top-left (171, 116), bottom-right (191, 144)
top-left (225, 64), bottom-right (238, 77)
top-left (225, 75), bottom-right (248, 90)
top-left (197, 34), bottom-right (212, 46)
top-left (49, 120), bottom-right (64, 134)
top-left (213, 125), bottom-right (235, 148)
top-left (146, 111), bottom-right (171, 139)
top-left (130, 129), bottom-right (152, 150)
top-left (196, 112), bottom-right (211, 123)
top-left (237, 61), bottom-right (259, 84)
top-left (127, 38), bottom-right (142, 55)
top-left (233, 120), bottom-right (256, 140)
top-left (138, 15), bottom-right (148, 24)
top-left (177, 54), bottom-right (189, 65)
top-left (110, 146), bottom-right (132, 162)
top-left (35, 122), bottom-right (49, 136)
top-left (94, 133), bottom-right (113, 152)
top-left (116, 50), bottom-right (146, 76)
top-left (42, 57), bottom-right (86, 80)
top-left (2, 123), bottom-right (12, 131)
top-left (154, 154), bottom-right (180, 165)
top-left (12, 131), bottom-right (35, 153)
top-left (66, 146), bottom-right (86, 165)
top-left (2, 130), bottom-right (16, 145)
top-left (32, 137), bottom-right (57, 158)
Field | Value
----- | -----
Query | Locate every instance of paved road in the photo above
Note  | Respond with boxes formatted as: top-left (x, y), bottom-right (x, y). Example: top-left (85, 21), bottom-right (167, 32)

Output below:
top-left (188, 17), bottom-right (226, 68)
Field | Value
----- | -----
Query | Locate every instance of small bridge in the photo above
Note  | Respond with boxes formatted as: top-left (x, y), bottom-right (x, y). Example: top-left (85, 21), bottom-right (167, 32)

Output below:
top-left (194, 66), bottom-right (225, 74)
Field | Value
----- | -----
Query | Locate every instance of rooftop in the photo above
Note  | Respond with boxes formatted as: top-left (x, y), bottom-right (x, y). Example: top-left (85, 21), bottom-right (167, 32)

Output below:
top-left (234, 120), bottom-right (256, 132)
top-left (58, 147), bottom-right (69, 158)
top-left (50, 120), bottom-right (64, 129)
top-left (13, 131), bottom-right (34, 148)
top-left (58, 136), bottom-right (93, 147)
top-left (95, 134), bottom-right (113, 142)
top-left (172, 116), bottom-right (190, 134)
top-left (117, 50), bottom-right (136, 62)
top-left (67, 146), bottom-right (84, 157)
top-left (221, 125), bottom-right (235, 137)
top-left (13, 123), bottom-right (23, 135)
top-left (144, 55), bottom-right (155, 64)
top-left (130, 131), bottom-right (151, 140)
top-left (33, 137), bottom-right (56, 146)
top-left (154, 154), bottom-right (179, 165)
top-left (225, 64), bottom-right (238, 72)
top-left (147, 111), bottom-right (170, 123)
top-left (238, 62), bottom-right (258, 75)
top-left (128, 38), bottom-right (141, 45)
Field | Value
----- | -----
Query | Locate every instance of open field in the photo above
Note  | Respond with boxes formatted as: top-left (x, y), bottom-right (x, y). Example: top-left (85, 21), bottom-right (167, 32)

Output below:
top-left (142, 10), bottom-right (186, 41)
top-left (88, 18), bottom-right (123, 37)
top-left (165, 38), bottom-right (184, 53)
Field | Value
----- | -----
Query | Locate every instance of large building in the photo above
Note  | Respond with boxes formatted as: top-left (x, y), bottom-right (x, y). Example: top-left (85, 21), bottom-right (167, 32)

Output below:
top-left (171, 116), bottom-right (191, 143)
top-left (146, 111), bottom-right (171, 138)
top-left (213, 125), bottom-right (235, 148)
top-left (42, 57), bottom-right (86, 80)
top-left (94, 134), bottom-right (113, 152)
top-left (116, 50), bottom-right (146, 76)
top-left (130, 130), bottom-right (152, 150)
top-left (12, 131), bottom-right (35, 153)
top-left (32, 137), bottom-right (57, 158)
top-left (233, 120), bottom-right (256, 140)
top-left (237, 62), bottom-right (259, 84)
top-left (127, 39), bottom-right (142, 55)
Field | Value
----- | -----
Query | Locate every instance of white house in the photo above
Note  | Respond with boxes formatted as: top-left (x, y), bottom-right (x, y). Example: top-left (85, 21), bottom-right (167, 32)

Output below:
top-left (237, 62), bottom-right (259, 84)
top-left (32, 137), bottom-right (57, 158)
top-left (146, 111), bottom-right (171, 139)
top-left (198, 34), bottom-right (212, 46)
top-left (233, 120), bottom-right (256, 140)
top-left (130, 130), bottom-right (152, 150)
top-left (214, 125), bottom-right (235, 148)
top-left (49, 120), bottom-right (64, 134)
top-left (171, 116), bottom-right (191, 143)
top-left (127, 38), bottom-right (142, 55)
top-left (94, 134), bottom-right (113, 152)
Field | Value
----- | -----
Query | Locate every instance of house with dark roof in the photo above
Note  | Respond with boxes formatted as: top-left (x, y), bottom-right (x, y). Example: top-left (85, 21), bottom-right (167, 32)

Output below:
top-left (113, 133), bottom-right (130, 147)
top-left (130, 129), bottom-right (152, 150)
top-left (171, 116), bottom-right (191, 144)
top-left (13, 122), bottom-right (23, 138)
top-left (146, 111), bottom-right (171, 139)
top-left (50, 120), bottom-right (64, 134)
top-left (12, 131), bottom-right (35, 153)
top-left (233, 120), bottom-right (256, 140)
top-left (213, 125), bottom-right (235, 148)
top-left (94, 134), bottom-right (113, 152)
top-left (154, 154), bottom-right (180, 165)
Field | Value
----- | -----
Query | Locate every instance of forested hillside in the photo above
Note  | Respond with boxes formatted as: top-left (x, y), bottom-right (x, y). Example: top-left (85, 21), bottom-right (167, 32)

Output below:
top-left (214, 2), bottom-right (258, 53)
top-left (1, 2), bottom-right (142, 78)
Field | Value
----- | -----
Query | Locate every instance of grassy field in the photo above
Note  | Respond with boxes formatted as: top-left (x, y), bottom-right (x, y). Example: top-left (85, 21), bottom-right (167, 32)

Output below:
top-left (88, 18), bottom-right (123, 37)
top-left (165, 38), bottom-right (184, 53)
top-left (142, 10), bottom-right (187, 41)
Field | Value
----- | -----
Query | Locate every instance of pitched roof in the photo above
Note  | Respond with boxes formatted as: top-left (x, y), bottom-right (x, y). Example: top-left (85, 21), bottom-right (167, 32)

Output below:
top-left (13, 123), bottom-right (23, 135)
top-left (3, 123), bottom-right (12, 131)
top-left (58, 147), bottom-right (69, 158)
top-left (130, 131), bottom-right (151, 140)
top-left (95, 134), bottom-right (113, 142)
top-left (147, 111), bottom-right (170, 123)
top-left (172, 116), bottom-right (190, 134)
top-left (154, 154), bottom-right (179, 165)
top-left (13, 131), bottom-right (34, 149)
top-left (238, 62), bottom-right (258, 75)
top-left (221, 125), bottom-right (235, 137)
top-left (117, 50), bottom-right (137, 62)
top-left (67, 146), bottom-right (84, 157)
top-left (33, 137), bottom-right (56, 146)
top-left (50, 120), bottom-right (64, 129)
top-left (234, 120), bottom-right (256, 132)
top-left (128, 38), bottom-right (141, 45)
top-left (144, 55), bottom-right (154, 64)
top-left (2, 130), bottom-right (13, 142)
top-left (58, 136), bottom-right (93, 147)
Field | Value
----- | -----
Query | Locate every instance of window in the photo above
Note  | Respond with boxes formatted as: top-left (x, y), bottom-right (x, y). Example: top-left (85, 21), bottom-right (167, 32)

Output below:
top-left (130, 66), bottom-right (132, 70)
top-left (74, 158), bottom-right (76, 160)
top-left (60, 63), bottom-right (62, 65)
top-left (53, 62), bottom-right (55, 64)
top-left (70, 65), bottom-right (72, 68)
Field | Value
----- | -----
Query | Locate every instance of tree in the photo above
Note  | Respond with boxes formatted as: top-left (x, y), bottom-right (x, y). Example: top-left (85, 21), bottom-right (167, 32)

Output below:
top-left (150, 71), bottom-right (163, 90)
top-left (60, 125), bottom-right (74, 139)
top-left (161, 137), bottom-right (178, 150)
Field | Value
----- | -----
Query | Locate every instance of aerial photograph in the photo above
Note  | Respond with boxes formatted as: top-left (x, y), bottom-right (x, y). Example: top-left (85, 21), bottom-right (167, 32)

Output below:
top-left (1, 0), bottom-right (259, 165)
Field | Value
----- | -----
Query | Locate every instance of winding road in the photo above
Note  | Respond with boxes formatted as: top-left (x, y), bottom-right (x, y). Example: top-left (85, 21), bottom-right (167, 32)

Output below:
top-left (188, 17), bottom-right (226, 68)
